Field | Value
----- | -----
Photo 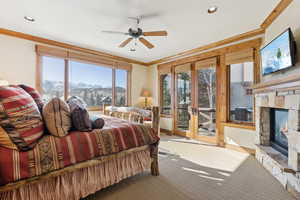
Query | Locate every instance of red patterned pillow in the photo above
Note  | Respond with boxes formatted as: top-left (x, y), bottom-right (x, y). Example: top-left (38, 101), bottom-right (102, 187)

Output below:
top-left (0, 86), bottom-right (44, 151)
top-left (18, 84), bottom-right (44, 113)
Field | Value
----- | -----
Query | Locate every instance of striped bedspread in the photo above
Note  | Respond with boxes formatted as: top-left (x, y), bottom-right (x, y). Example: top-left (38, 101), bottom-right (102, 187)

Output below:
top-left (0, 115), bottom-right (159, 186)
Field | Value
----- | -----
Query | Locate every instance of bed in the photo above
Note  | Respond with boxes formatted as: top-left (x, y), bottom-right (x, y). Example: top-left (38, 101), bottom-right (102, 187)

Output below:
top-left (0, 106), bottom-right (160, 200)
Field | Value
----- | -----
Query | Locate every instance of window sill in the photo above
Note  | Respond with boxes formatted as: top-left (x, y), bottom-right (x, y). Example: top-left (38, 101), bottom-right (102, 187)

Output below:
top-left (160, 114), bottom-right (172, 118)
top-left (88, 107), bottom-right (102, 111)
top-left (221, 122), bottom-right (256, 131)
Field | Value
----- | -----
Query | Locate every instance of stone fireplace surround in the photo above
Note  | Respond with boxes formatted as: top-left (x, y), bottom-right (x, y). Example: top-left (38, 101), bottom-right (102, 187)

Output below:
top-left (254, 80), bottom-right (300, 197)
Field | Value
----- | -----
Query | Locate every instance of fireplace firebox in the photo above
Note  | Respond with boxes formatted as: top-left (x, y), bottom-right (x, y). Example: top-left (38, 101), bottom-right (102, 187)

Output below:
top-left (270, 108), bottom-right (289, 157)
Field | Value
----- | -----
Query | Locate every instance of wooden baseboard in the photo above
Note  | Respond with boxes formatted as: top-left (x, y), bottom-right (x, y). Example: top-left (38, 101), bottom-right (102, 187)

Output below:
top-left (225, 144), bottom-right (256, 155)
top-left (160, 128), bottom-right (173, 135)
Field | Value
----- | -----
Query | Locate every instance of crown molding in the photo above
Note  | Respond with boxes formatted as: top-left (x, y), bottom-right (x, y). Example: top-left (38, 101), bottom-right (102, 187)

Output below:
top-left (146, 28), bottom-right (265, 66)
top-left (260, 0), bottom-right (293, 29)
top-left (0, 28), bottom-right (147, 66)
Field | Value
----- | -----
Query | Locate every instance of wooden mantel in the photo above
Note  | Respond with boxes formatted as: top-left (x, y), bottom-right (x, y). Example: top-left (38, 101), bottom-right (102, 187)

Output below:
top-left (253, 73), bottom-right (300, 93)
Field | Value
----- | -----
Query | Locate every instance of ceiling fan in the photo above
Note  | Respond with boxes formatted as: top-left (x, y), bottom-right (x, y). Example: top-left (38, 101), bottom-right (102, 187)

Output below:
top-left (102, 17), bottom-right (168, 49)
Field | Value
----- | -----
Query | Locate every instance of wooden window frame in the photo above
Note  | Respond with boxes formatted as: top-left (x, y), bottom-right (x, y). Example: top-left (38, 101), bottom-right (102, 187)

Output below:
top-left (225, 48), bottom-right (260, 128)
top-left (173, 64), bottom-right (193, 133)
top-left (36, 45), bottom-right (132, 110)
top-left (159, 73), bottom-right (173, 117)
top-left (227, 62), bottom-right (255, 127)
top-left (158, 64), bottom-right (173, 117)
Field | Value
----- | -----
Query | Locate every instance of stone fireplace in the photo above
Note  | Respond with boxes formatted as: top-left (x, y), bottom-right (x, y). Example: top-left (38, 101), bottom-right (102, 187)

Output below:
top-left (254, 81), bottom-right (300, 197)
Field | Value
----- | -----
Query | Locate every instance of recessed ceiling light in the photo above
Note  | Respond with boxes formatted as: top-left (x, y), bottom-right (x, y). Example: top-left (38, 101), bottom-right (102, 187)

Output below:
top-left (208, 6), bottom-right (218, 14)
top-left (24, 16), bottom-right (35, 22)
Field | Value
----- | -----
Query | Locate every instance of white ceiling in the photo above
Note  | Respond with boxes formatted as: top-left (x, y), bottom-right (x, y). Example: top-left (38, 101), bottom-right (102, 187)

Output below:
top-left (0, 0), bottom-right (280, 63)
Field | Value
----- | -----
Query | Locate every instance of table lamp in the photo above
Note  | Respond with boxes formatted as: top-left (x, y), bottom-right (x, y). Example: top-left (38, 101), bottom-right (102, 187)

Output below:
top-left (140, 89), bottom-right (151, 108)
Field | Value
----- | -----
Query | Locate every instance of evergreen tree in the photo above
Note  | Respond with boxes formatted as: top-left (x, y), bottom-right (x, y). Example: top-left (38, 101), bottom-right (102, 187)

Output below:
top-left (96, 94), bottom-right (101, 105)
top-left (277, 48), bottom-right (282, 59)
top-left (90, 93), bottom-right (95, 106)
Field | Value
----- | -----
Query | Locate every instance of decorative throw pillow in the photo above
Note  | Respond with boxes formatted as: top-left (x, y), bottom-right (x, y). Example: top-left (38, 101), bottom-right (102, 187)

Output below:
top-left (90, 115), bottom-right (105, 129)
top-left (0, 126), bottom-right (18, 150)
top-left (67, 96), bottom-right (92, 132)
top-left (0, 86), bottom-right (44, 151)
top-left (43, 97), bottom-right (71, 137)
top-left (18, 84), bottom-right (44, 113)
top-left (67, 96), bottom-right (87, 108)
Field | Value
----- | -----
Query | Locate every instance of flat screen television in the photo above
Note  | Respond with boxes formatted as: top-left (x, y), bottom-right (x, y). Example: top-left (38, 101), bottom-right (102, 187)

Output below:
top-left (261, 28), bottom-right (297, 76)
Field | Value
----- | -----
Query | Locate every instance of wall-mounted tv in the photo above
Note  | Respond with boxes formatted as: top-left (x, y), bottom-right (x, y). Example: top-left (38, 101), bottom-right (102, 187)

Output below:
top-left (261, 28), bottom-right (297, 76)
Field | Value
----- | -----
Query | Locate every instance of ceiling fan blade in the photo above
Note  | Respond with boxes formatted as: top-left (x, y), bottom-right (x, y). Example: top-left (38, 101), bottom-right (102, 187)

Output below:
top-left (143, 31), bottom-right (168, 36)
top-left (139, 37), bottom-right (154, 49)
top-left (102, 31), bottom-right (128, 35)
top-left (119, 38), bottom-right (133, 48)
top-left (139, 12), bottom-right (162, 19)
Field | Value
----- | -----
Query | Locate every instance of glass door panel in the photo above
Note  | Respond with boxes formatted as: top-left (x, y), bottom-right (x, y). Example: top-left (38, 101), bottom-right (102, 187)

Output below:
top-left (197, 67), bottom-right (216, 137)
top-left (175, 72), bottom-right (192, 131)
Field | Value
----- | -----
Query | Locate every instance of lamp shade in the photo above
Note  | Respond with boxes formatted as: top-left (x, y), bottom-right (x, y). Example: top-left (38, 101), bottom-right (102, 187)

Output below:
top-left (140, 89), bottom-right (151, 97)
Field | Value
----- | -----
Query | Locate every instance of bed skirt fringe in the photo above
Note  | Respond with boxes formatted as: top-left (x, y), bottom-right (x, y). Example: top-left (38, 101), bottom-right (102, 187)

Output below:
top-left (0, 149), bottom-right (152, 200)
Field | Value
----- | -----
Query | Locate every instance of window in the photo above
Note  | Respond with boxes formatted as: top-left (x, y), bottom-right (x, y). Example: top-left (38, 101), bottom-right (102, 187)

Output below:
top-left (38, 45), bottom-right (131, 109)
top-left (69, 61), bottom-right (113, 107)
top-left (115, 69), bottom-right (128, 106)
top-left (197, 67), bottom-right (216, 137)
top-left (42, 56), bottom-right (65, 101)
top-left (176, 71), bottom-right (192, 130)
top-left (160, 74), bottom-right (171, 115)
top-left (229, 62), bottom-right (254, 123)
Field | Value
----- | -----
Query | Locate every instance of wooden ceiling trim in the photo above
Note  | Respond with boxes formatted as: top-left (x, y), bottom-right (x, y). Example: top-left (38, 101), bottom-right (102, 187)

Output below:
top-left (146, 28), bottom-right (265, 66)
top-left (260, 0), bottom-right (293, 29)
top-left (0, 28), bottom-right (147, 66)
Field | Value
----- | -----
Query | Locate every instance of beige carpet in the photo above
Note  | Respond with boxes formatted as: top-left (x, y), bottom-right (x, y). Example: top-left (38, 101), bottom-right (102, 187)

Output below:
top-left (84, 134), bottom-right (295, 200)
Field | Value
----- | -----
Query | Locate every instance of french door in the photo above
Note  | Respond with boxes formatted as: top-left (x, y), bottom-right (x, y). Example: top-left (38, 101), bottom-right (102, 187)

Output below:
top-left (174, 64), bottom-right (192, 135)
top-left (172, 59), bottom-right (218, 143)
top-left (194, 62), bottom-right (217, 143)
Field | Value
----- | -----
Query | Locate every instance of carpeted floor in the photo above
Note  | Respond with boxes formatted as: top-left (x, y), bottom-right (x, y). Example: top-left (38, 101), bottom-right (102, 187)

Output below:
top-left (84, 134), bottom-right (295, 200)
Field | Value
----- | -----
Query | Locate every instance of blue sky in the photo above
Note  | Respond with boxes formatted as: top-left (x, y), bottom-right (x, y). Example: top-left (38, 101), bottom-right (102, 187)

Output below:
top-left (42, 56), bottom-right (127, 88)
top-left (262, 31), bottom-right (290, 56)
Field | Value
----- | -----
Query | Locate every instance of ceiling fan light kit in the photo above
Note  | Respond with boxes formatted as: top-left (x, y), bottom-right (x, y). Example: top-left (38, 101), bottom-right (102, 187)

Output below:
top-left (102, 16), bottom-right (168, 50)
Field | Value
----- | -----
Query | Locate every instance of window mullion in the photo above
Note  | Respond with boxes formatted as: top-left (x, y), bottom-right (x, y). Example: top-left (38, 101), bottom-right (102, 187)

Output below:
top-left (127, 70), bottom-right (131, 106)
top-left (64, 59), bottom-right (69, 101)
top-left (112, 68), bottom-right (116, 106)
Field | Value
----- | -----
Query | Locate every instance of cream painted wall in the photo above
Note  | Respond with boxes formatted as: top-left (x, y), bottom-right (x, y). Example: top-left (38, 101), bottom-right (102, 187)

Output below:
top-left (131, 64), bottom-right (152, 106)
top-left (224, 127), bottom-right (256, 149)
top-left (148, 64), bottom-right (159, 106)
top-left (0, 34), bottom-right (150, 106)
top-left (0, 35), bottom-right (36, 86)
